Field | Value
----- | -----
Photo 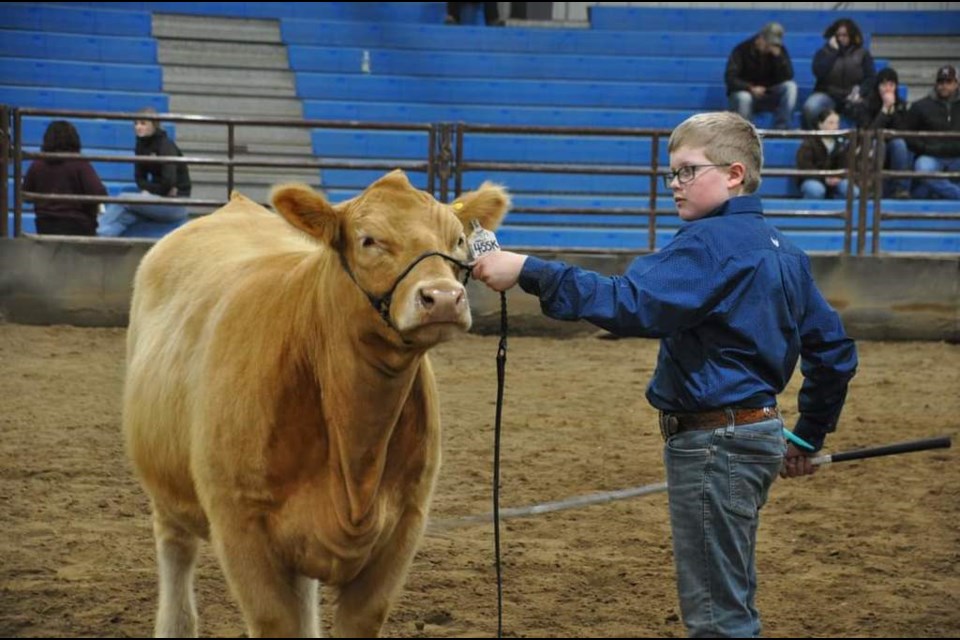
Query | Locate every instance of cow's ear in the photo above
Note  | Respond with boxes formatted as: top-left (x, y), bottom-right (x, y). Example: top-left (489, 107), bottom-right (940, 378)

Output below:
top-left (450, 181), bottom-right (510, 232)
top-left (271, 183), bottom-right (339, 244)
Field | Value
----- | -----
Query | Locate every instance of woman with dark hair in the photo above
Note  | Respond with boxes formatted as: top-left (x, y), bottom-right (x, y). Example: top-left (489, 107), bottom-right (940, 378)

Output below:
top-left (802, 18), bottom-right (876, 129)
top-left (22, 120), bottom-right (107, 235)
top-left (796, 109), bottom-right (856, 199)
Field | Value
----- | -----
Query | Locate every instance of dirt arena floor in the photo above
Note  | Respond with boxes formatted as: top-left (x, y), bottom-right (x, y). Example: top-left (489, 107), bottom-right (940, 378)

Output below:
top-left (1, 323), bottom-right (957, 638)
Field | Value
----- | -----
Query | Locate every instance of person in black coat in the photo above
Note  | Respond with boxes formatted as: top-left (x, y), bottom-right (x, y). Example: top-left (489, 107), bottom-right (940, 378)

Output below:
top-left (725, 22), bottom-right (798, 130)
top-left (802, 18), bottom-right (876, 129)
top-left (853, 67), bottom-right (912, 198)
top-left (445, 2), bottom-right (504, 26)
top-left (98, 107), bottom-right (192, 237)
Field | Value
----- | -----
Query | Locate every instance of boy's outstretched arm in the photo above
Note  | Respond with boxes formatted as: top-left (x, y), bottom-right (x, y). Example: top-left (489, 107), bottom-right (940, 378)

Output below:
top-left (472, 251), bottom-right (529, 292)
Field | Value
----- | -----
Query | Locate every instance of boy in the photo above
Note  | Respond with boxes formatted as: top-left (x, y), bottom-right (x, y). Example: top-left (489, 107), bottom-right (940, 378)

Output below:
top-left (472, 112), bottom-right (858, 637)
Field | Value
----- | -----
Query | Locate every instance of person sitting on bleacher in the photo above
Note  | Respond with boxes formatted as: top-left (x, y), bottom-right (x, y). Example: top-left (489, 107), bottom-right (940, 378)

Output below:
top-left (904, 65), bottom-right (960, 200)
top-left (22, 120), bottom-right (107, 236)
top-left (853, 67), bottom-right (913, 199)
top-left (796, 108), bottom-right (855, 200)
top-left (98, 107), bottom-right (191, 237)
top-left (444, 2), bottom-right (505, 26)
top-left (724, 22), bottom-right (797, 130)
top-left (803, 18), bottom-right (876, 129)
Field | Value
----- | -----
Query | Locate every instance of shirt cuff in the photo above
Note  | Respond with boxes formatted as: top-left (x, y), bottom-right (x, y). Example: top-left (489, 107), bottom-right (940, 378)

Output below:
top-left (517, 255), bottom-right (553, 296)
top-left (792, 418), bottom-right (828, 452)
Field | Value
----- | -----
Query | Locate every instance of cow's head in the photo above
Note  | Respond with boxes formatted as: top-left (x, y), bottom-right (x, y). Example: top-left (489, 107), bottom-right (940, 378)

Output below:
top-left (271, 170), bottom-right (510, 347)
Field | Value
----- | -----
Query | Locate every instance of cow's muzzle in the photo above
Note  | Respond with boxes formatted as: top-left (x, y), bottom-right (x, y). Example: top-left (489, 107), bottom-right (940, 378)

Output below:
top-left (339, 251), bottom-right (472, 334)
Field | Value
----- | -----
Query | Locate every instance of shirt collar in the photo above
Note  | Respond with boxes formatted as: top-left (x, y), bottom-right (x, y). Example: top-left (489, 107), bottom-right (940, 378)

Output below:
top-left (705, 194), bottom-right (763, 219)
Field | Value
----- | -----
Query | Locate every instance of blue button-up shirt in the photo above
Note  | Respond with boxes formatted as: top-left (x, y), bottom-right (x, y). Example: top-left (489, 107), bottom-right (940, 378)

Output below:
top-left (517, 195), bottom-right (858, 450)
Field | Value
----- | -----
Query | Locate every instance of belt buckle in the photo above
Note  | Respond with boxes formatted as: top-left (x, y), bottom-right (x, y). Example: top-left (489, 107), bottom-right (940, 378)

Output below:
top-left (659, 413), bottom-right (680, 440)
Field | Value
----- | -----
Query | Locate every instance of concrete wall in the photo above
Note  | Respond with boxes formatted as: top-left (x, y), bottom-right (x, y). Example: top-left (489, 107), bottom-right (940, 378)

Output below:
top-left (0, 236), bottom-right (152, 327)
top-left (1, 237), bottom-right (957, 341)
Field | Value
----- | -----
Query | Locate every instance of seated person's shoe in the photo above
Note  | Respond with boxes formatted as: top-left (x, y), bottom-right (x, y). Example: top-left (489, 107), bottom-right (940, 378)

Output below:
top-left (893, 188), bottom-right (912, 199)
top-left (444, 14), bottom-right (457, 24)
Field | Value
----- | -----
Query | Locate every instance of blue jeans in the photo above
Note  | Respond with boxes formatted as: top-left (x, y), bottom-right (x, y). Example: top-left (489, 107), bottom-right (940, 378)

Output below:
top-left (912, 155), bottom-right (960, 200)
top-left (800, 178), bottom-right (856, 199)
top-left (98, 191), bottom-right (188, 237)
top-left (664, 419), bottom-right (786, 638)
top-left (729, 81), bottom-right (798, 130)
top-left (883, 138), bottom-right (912, 195)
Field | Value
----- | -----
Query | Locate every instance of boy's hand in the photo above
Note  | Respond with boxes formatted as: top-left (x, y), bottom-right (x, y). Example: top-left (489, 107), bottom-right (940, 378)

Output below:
top-left (780, 443), bottom-right (818, 478)
top-left (471, 251), bottom-right (527, 292)
top-left (880, 85), bottom-right (896, 109)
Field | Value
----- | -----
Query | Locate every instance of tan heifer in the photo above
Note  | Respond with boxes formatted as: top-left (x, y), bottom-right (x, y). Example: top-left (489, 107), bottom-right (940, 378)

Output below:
top-left (123, 170), bottom-right (510, 637)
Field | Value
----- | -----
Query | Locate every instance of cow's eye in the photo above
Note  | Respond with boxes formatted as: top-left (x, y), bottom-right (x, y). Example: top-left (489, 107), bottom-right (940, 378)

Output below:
top-left (457, 235), bottom-right (466, 249)
top-left (361, 236), bottom-right (378, 249)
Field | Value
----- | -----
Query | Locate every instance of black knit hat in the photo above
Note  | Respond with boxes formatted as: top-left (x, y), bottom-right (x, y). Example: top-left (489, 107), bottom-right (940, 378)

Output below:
top-left (877, 67), bottom-right (899, 84)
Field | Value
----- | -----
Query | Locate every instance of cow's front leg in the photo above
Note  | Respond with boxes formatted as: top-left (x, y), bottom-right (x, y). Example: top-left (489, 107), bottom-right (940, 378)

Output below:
top-left (209, 513), bottom-right (319, 638)
top-left (331, 510), bottom-right (427, 638)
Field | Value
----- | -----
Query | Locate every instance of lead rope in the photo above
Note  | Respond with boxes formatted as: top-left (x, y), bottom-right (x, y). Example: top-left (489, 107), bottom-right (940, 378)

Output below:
top-left (493, 290), bottom-right (507, 638)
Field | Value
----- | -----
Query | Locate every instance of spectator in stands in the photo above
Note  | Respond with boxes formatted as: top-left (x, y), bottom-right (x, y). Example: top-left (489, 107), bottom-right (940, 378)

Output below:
top-left (796, 109), bottom-right (855, 199)
top-left (725, 22), bottom-right (798, 130)
top-left (853, 67), bottom-right (913, 198)
top-left (904, 64), bottom-right (960, 200)
top-left (471, 111), bottom-right (857, 639)
top-left (445, 2), bottom-right (505, 26)
top-left (22, 120), bottom-right (107, 236)
top-left (98, 107), bottom-right (191, 237)
top-left (803, 18), bottom-right (876, 129)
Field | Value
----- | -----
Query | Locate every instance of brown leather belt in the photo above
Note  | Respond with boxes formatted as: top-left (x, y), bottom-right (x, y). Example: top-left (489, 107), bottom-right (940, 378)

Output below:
top-left (659, 406), bottom-right (779, 440)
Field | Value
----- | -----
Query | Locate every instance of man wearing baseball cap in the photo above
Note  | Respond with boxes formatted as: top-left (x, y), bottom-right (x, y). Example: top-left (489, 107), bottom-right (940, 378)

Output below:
top-left (725, 22), bottom-right (798, 130)
top-left (905, 64), bottom-right (960, 199)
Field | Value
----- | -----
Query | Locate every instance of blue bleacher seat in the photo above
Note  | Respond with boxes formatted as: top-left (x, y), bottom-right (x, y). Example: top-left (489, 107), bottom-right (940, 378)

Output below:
top-left (0, 3), bottom-right (152, 36)
top-left (40, 1), bottom-right (446, 23)
top-left (0, 58), bottom-right (162, 92)
top-left (588, 6), bottom-right (960, 37)
top-left (282, 20), bottom-right (829, 59)
top-left (0, 30), bottom-right (157, 63)
top-left (1, 86), bottom-right (168, 112)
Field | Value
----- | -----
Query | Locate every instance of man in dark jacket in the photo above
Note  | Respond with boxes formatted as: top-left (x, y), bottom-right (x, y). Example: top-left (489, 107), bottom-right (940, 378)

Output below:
top-left (725, 22), bottom-right (798, 130)
top-left (98, 107), bottom-right (192, 237)
top-left (906, 65), bottom-right (960, 200)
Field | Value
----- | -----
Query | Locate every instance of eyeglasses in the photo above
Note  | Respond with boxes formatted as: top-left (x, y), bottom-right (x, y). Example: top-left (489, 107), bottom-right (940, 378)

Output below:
top-left (662, 164), bottom-right (731, 188)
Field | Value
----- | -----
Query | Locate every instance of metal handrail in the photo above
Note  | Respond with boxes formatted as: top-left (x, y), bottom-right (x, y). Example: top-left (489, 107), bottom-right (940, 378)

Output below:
top-left (7, 105), bottom-right (959, 255)
top-left (454, 123), bottom-right (860, 253)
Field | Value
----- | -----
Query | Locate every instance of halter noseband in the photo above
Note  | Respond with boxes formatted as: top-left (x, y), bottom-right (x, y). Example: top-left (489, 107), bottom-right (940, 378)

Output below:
top-left (338, 250), bottom-right (472, 333)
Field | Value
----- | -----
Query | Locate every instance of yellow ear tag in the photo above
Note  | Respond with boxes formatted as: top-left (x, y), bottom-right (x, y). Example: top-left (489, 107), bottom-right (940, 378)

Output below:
top-left (452, 202), bottom-right (464, 211)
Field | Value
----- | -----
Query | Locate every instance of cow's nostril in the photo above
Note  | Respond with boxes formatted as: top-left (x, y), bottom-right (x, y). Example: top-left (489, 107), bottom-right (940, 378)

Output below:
top-left (420, 289), bottom-right (436, 309)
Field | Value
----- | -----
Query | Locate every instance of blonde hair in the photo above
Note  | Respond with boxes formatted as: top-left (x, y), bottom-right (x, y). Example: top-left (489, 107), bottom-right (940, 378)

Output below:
top-left (668, 112), bottom-right (763, 194)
